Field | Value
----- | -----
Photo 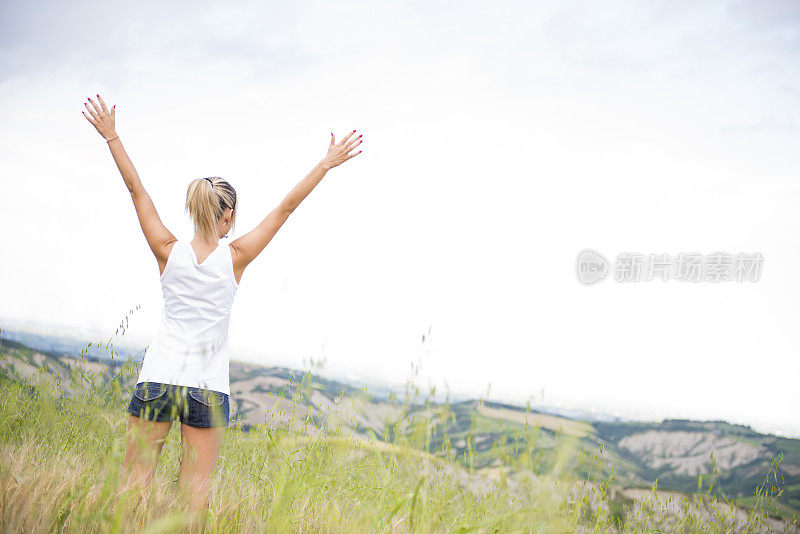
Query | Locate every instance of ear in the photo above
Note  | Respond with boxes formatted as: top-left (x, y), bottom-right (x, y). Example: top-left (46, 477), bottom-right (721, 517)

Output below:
top-left (223, 207), bottom-right (233, 223)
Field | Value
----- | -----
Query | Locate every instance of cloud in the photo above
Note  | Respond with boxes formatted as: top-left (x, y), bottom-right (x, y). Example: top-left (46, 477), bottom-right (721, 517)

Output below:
top-left (2, 0), bottom-right (800, 434)
top-left (0, 0), bottom-right (315, 84)
top-left (718, 114), bottom-right (799, 134)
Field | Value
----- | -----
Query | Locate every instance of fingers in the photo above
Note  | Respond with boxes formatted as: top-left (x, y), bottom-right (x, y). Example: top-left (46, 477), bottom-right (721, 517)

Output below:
top-left (81, 110), bottom-right (98, 125)
top-left (343, 135), bottom-right (362, 152)
top-left (344, 149), bottom-right (363, 162)
top-left (339, 129), bottom-right (357, 146)
top-left (96, 94), bottom-right (109, 114)
top-left (83, 102), bottom-right (100, 121)
top-left (323, 129), bottom-right (363, 169)
top-left (87, 96), bottom-right (103, 116)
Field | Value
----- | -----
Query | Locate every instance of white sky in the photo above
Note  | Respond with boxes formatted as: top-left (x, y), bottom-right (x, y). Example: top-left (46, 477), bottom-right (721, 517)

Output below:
top-left (1, 0), bottom-right (799, 437)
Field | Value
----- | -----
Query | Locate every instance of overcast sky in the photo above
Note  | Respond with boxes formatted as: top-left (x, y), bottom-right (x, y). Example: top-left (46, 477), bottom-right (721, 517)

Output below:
top-left (1, 0), bottom-right (799, 436)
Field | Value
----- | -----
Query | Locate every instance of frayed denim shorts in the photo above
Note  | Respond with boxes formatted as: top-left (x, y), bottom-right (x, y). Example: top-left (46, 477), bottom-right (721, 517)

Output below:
top-left (127, 381), bottom-right (230, 428)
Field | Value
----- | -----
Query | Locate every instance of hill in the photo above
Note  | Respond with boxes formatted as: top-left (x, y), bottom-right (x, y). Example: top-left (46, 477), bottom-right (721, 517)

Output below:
top-left (0, 333), bottom-right (797, 531)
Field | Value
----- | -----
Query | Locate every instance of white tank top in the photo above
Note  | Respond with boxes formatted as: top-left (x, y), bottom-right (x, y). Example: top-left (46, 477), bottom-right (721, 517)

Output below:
top-left (136, 238), bottom-right (239, 395)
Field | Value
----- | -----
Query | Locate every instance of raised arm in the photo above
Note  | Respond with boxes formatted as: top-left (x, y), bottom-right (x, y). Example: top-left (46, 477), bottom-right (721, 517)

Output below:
top-left (82, 94), bottom-right (177, 274)
top-left (230, 130), bottom-right (363, 282)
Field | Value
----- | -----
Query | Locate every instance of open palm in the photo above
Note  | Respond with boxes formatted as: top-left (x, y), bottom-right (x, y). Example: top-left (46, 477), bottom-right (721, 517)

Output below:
top-left (82, 94), bottom-right (117, 141)
top-left (322, 130), bottom-right (363, 171)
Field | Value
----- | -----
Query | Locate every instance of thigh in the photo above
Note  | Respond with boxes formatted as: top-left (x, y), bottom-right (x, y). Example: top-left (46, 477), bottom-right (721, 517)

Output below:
top-left (177, 422), bottom-right (226, 506)
top-left (182, 388), bottom-right (230, 428)
top-left (179, 422), bottom-right (226, 468)
top-left (125, 413), bottom-right (173, 455)
top-left (123, 414), bottom-right (173, 484)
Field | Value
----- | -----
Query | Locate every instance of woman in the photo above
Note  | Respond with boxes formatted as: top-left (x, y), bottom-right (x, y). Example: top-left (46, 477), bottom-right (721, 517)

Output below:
top-left (82, 94), bottom-right (363, 511)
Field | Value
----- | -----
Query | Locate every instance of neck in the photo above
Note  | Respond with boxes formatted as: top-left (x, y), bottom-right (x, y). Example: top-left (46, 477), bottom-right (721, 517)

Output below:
top-left (192, 233), bottom-right (220, 247)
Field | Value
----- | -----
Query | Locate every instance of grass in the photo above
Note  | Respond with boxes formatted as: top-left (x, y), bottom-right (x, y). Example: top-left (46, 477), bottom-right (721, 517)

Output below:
top-left (0, 327), bottom-right (798, 532)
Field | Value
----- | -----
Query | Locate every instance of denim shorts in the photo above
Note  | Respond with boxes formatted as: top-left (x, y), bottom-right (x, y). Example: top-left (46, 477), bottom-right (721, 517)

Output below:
top-left (127, 381), bottom-right (230, 428)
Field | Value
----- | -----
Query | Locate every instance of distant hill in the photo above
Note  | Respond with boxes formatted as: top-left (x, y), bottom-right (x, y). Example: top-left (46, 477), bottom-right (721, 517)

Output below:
top-left (1, 331), bottom-right (798, 523)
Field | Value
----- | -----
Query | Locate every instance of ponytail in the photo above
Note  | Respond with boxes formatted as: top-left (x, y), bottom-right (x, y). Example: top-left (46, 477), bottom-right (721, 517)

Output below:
top-left (185, 177), bottom-right (237, 242)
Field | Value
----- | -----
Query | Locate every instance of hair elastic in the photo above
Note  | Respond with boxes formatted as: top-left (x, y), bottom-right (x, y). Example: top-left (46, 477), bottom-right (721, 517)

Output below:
top-left (203, 177), bottom-right (214, 185)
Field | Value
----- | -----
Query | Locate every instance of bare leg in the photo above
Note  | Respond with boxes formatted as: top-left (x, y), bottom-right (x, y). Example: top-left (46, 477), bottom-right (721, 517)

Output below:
top-left (121, 414), bottom-right (173, 490)
top-left (177, 423), bottom-right (225, 513)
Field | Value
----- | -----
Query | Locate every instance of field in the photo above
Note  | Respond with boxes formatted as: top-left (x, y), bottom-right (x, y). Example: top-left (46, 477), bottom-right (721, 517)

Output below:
top-left (0, 334), bottom-right (798, 532)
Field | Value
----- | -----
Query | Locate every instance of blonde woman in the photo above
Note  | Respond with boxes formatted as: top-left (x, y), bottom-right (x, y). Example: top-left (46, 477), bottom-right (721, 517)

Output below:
top-left (82, 94), bottom-right (363, 511)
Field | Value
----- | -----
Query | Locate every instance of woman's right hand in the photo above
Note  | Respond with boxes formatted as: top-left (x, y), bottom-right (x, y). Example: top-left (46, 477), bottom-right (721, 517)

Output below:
top-left (321, 129), bottom-right (363, 171)
top-left (82, 94), bottom-right (118, 141)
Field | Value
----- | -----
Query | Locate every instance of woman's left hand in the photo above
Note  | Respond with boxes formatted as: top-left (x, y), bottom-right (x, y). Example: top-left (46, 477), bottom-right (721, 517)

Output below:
top-left (82, 94), bottom-right (117, 141)
top-left (321, 130), bottom-right (363, 171)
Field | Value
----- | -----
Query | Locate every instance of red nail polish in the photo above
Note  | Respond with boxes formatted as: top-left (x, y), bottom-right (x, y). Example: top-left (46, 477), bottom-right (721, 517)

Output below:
top-left (96, 94), bottom-right (99, 97)
top-left (353, 130), bottom-right (356, 132)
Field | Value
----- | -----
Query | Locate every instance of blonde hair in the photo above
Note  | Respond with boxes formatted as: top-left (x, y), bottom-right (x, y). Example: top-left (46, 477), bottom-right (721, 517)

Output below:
top-left (185, 177), bottom-right (237, 243)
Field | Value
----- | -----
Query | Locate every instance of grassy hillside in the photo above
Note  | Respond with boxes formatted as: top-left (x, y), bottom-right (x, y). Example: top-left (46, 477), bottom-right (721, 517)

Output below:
top-left (0, 334), bottom-right (798, 532)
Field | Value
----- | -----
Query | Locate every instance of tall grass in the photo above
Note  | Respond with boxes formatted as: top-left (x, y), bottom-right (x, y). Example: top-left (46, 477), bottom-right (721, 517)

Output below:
top-left (0, 323), bottom-right (797, 533)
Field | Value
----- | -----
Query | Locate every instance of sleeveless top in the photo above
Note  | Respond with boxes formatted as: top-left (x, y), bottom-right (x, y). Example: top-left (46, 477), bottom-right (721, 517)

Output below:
top-left (136, 239), bottom-right (239, 395)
